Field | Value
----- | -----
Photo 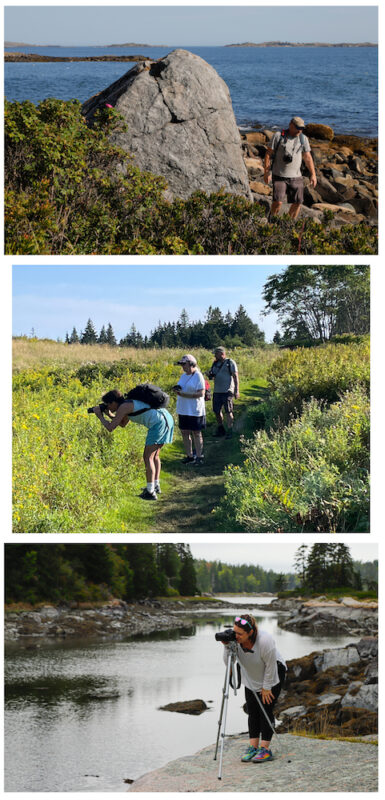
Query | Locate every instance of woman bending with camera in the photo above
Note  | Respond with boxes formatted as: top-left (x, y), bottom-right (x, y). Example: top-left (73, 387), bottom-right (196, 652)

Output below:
top-left (91, 389), bottom-right (174, 501)
top-left (223, 614), bottom-right (286, 763)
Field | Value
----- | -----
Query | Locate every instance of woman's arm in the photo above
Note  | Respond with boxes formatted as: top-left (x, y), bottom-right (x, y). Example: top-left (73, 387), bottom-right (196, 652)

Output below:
top-left (93, 401), bottom-right (134, 432)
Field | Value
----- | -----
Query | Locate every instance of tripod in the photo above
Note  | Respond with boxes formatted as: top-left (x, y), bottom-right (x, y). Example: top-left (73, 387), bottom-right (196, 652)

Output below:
top-left (214, 643), bottom-right (282, 780)
top-left (214, 641), bottom-right (239, 780)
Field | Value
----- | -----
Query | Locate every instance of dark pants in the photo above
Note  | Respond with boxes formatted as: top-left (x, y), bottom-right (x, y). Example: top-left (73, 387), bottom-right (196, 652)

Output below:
top-left (245, 661), bottom-right (286, 741)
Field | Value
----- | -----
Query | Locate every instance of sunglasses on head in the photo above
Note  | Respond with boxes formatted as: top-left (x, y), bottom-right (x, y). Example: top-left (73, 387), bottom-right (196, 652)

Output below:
top-left (234, 616), bottom-right (252, 630)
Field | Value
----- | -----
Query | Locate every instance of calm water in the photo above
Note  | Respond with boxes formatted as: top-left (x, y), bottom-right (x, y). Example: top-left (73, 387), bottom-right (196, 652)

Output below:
top-left (5, 606), bottom-right (361, 792)
top-left (4, 45), bottom-right (378, 136)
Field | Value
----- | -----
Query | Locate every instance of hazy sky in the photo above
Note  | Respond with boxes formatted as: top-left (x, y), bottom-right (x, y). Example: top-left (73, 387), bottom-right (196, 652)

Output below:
top-left (189, 543), bottom-right (378, 572)
top-left (12, 264), bottom-right (284, 342)
top-left (5, 5), bottom-right (378, 47)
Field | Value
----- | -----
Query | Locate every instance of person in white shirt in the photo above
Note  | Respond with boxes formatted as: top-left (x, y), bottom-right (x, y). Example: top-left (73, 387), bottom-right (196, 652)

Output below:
top-left (173, 354), bottom-right (206, 465)
top-left (222, 614), bottom-right (287, 764)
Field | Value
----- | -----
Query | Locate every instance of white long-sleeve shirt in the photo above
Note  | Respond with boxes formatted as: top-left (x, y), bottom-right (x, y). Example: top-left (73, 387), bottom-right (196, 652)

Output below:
top-left (223, 630), bottom-right (286, 692)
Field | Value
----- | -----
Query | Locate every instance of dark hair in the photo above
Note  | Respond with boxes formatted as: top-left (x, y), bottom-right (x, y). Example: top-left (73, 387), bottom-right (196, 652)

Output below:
top-left (101, 389), bottom-right (125, 405)
top-left (235, 613), bottom-right (258, 645)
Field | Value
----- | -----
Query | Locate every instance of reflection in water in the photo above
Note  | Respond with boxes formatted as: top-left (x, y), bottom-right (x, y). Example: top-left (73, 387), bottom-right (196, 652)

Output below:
top-left (5, 611), bottom-right (360, 792)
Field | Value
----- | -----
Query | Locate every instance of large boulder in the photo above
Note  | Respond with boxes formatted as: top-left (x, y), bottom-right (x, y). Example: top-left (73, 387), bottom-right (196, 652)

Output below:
top-left (82, 49), bottom-right (252, 201)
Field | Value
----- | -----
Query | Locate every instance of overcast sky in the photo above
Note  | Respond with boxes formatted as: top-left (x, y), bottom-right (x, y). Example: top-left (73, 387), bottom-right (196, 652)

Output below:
top-left (189, 543), bottom-right (378, 572)
top-left (12, 264), bottom-right (284, 342)
top-left (5, 4), bottom-right (378, 47)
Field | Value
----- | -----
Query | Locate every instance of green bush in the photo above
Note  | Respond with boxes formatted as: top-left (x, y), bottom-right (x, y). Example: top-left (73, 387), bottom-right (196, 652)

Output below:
top-left (5, 99), bottom-right (378, 255)
top-left (216, 386), bottom-right (370, 533)
top-left (266, 339), bottom-right (370, 423)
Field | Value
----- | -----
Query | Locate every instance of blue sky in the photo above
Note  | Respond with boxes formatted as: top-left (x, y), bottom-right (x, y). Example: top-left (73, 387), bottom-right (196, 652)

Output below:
top-left (12, 264), bottom-right (284, 342)
top-left (5, 5), bottom-right (378, 47)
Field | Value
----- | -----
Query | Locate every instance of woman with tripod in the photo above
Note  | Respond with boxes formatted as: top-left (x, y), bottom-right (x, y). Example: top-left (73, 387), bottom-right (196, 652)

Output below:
top-left (224, 614), bottom-right (287, 763)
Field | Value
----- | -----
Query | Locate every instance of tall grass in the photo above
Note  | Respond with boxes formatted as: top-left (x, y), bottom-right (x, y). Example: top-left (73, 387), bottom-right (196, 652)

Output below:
top-left (12, 340), bottom-right (277, 532)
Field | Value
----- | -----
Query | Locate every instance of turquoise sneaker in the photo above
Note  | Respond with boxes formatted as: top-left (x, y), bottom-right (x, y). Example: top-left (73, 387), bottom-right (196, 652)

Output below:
top-left (241, 745), bottom-right (260, 762)
top-left (252, 747), bottom-right (273, 763)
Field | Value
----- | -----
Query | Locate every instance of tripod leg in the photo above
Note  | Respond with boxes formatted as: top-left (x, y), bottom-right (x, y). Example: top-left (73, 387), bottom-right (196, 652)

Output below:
top-left (215, 651), bottom-right (234, 780)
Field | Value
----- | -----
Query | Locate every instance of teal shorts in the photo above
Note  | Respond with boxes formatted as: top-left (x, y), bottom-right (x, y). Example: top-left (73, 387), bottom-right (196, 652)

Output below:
top-left (145, 409), bottom-right (174, 446)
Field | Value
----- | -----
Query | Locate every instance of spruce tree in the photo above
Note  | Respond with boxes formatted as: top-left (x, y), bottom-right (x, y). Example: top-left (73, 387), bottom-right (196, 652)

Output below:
top-left (81, 318), bottom-right (98, 344)
top-left (106, 323), bottom-right (117, 347)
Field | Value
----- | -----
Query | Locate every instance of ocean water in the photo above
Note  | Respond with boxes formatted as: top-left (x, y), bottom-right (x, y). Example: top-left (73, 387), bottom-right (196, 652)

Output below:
top-left (5, 45), bottom-right (378, 137)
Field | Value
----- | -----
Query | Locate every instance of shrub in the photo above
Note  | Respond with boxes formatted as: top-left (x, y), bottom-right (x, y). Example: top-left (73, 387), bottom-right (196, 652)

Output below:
top-left (216, 387), bottom-right (370, 533)
top-left (266, 339), bottom-right (370, 423)
top-left (5, 99), bottom-right (378, 255)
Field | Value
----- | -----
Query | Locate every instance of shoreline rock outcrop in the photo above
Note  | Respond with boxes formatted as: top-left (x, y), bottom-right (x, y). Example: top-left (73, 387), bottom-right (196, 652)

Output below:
top-left (276, 596), bottom-right (378, 636)
top-left (4, 598), bottom-right (232, 645)
top-left (276, 637), bottom-right (378, 736)
top-left (82, 48), bottom-right (252, 201)
top-left (241, 125), bottom-right (377, 225)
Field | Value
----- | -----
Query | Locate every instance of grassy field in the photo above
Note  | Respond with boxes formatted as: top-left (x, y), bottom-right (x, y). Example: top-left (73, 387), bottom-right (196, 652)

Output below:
top-left (12, 338), bottom-right (369, 533)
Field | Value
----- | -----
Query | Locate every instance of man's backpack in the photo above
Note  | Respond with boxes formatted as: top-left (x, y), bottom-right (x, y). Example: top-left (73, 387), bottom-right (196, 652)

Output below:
top-left (124, 383), bottom-right (170, 415)
top-left (204, 379), bottom-right (211, 402)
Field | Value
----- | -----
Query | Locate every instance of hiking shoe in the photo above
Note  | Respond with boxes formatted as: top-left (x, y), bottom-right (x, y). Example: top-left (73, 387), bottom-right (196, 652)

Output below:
top-left (225, 429), bottom-right (233, 439)
top-left (251, 747), bottom-right (273, 763)
top-left (181, 455), bottom-right (196, 464)
top-left (141, 485), bottom-right (161, 494)
top-left (241, 746), bottom-right (261, 762)
top-left (139, 488), bottom-right (158, 501)
top-left (214, 425), bottom-right (226, 437)
top-left (193, 456), bottom-right (204, 466)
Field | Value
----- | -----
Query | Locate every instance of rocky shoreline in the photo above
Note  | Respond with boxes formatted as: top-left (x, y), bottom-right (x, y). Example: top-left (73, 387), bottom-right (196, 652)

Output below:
top-left (269, 595), bottom-right (378, 636)
top-left (276, 637), bottom-right (378, 736)
top-left (241, 125), bottom-right (378, 225)
top-left (5, 595), bottom-right (377, 645)
top-left (4, 598), bottom-right (231, 646)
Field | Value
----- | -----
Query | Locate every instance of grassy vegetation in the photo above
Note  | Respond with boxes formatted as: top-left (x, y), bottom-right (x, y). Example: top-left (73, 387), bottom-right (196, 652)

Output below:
top-left (12, 340), bottom-right (276, 532)
top-left (13, 338), bottom-right (369, 533)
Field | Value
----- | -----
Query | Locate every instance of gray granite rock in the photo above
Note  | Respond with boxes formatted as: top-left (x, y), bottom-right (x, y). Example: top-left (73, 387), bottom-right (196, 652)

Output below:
top-left (83, 49), bottom-right (252, 201)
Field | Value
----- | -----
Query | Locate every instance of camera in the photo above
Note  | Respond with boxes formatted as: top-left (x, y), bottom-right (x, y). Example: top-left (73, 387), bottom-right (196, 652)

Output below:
top-left (283, 153), bottom-right (293, 164)
top-left (215, 628), bottom-right (236, 643)
top-left (87, 402), bottom-right (108, 415)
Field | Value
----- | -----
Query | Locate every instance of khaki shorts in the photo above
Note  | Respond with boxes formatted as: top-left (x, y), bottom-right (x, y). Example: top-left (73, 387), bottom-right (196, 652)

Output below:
top-left (272, 176), bottom-right (304, 204)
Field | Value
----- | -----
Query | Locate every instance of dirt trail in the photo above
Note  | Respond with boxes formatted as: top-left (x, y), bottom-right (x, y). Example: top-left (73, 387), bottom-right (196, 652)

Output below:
top-left (155, 411), bottom-right (248, 533)
top-left (128, 733), bottom-right (378, 792)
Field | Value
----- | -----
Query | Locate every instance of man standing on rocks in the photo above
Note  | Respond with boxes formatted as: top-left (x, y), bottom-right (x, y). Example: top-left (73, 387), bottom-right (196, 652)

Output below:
top-left (208, 347), bottom-right (239, 439)
top-left (264, 116), bottom-right (317, 220)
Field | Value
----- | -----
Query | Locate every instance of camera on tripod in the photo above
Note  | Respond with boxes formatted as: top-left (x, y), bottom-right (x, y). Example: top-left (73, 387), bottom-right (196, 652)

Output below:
top-left (215, 628), bottom-right (236, 644)
top-left (87, 402), bottom-right (108, 415)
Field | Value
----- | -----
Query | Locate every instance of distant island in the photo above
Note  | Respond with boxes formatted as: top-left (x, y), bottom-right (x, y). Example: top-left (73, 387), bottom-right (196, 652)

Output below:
top-left (5, 41), bottom-right (168, 48)
top-left (226, 41), bottom-right (377, 47)
top-left (5, 52), bottom-right (147, 63)
top-left (108, 42), bottom-right (169, 48)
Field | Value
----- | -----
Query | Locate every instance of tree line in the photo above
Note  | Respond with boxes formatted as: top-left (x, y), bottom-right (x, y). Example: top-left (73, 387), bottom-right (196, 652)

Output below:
top-left (61, 266), bottom-right (369, 350)
top-left (64, 304), bottom-right (265, 350)
top-left (5, 544), bottom-right (376, 606)
top-left (293, 543), bottom-right (378, 593)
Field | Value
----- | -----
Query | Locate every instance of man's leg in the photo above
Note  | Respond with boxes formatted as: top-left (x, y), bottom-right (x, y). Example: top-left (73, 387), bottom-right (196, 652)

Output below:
top-left (270, 179), bottom-right (286, 217)
top-left (213, 394), bottom-right (226, 436)
top-left (288, 179), bottom-right (304, 220)
top-left (288, 202), bottom-right (301, 220)
top-left (270, 200), bottom-right (282, 216)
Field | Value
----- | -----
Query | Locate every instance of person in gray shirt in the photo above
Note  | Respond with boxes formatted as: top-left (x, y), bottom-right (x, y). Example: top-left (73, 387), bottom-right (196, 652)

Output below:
top-left (264, 116), bottom-right (317, 220)
top-left (222, 614), bottom-right (287, 764)
top-left (208, 346), bottom-right (239, 439)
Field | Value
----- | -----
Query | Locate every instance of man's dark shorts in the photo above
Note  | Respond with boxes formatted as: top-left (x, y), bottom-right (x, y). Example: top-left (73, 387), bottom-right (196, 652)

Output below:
top-left (213, 392), bottom-right (234, 415)
top-left (272, 176), bottom-right (304, 204)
